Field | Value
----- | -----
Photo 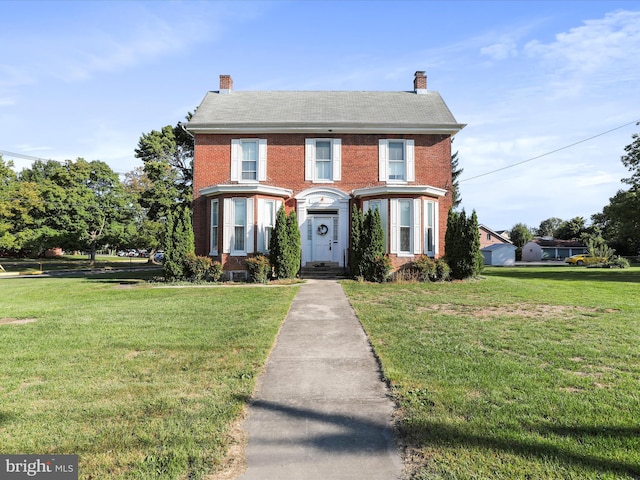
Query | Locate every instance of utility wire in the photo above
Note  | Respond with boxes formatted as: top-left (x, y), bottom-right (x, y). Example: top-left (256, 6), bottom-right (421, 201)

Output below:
top-left (460, 119), bottom-right (640, 183)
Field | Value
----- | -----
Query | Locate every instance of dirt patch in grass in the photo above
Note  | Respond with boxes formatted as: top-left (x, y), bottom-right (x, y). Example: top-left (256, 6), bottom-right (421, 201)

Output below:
top-left (205, 416), bottom-right (248, 480)
top-left (0, 318), bottom-right (37, 325)
top-left (417, 303), bottom-right (619, 319)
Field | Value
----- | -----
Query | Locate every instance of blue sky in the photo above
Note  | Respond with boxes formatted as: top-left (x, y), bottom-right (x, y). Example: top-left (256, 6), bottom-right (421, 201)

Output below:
top-left (2, 0), bottom-right (639, 231)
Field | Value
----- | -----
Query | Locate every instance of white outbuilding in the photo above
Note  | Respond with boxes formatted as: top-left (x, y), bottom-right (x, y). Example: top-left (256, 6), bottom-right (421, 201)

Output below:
top-left (481, 243), bottom-right (517, 266)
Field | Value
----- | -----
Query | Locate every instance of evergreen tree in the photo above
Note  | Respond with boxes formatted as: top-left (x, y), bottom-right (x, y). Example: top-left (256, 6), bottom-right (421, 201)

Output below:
top-left (269, 206), bottom-right (289, 278)
top-left (445, 208), bottom-right (482, 280)
top-left (286, 210), bottom-right (301, 278)
top-left (451, 147), bottom-right (464, 210)
top-left (163, 205), bottom-right (195, 280)
top-left (361, 208), bottom-right (385, 280)
top-left (350, 204), bottom-right (364, 277)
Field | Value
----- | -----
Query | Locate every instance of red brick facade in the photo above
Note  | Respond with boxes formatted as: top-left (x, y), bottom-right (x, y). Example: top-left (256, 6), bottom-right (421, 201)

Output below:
top-left (189, 73), bottom-right (463, 275)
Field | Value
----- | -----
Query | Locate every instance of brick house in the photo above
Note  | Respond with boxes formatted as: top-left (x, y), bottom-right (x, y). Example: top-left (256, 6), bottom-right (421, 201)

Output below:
top-left (187, 72), bottom-right (465, 278)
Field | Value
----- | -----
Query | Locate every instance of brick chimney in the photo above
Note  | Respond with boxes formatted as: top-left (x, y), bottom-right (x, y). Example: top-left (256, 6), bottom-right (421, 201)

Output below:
top-left (219, 75), bottom-right (233, 94)
top-left (414, 71), bottom-right (427, 93)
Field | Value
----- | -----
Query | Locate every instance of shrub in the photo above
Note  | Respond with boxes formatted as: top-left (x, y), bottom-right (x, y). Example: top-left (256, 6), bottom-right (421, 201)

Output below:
top-left (587, 256), bottom-right (630, 269)
top-left (414, 255), bottom-right (436, 282)
top-left (207, 261), bottom-right (223, 282)
top-left (246, 254), bottom-right (271, 284)
top-left (445, 208), bottom-right (483, 280)
top-left (435, 259), bottom-right (451, 281)
top-left (269, 207), bottom-right (300, 279)
top-left (369, 255), bottom-right (392, 283)
top-left (183, 253), bottom-right (212, 281)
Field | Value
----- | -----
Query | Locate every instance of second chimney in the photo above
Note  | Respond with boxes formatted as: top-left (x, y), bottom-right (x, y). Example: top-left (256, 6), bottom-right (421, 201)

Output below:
top-left (219, 75), bottom-right (233, 94)
top-left (414, 71), bottom-right (427, 93)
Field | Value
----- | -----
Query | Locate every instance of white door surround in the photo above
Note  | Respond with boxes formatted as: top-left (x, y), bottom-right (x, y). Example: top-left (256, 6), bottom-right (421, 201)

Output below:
top-left (295, 187), bottom-right (350, 267)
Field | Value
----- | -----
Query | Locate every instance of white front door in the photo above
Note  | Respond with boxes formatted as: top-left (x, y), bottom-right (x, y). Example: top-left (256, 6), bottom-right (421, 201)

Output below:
top-left (312, 215), bottom-right (335, 263)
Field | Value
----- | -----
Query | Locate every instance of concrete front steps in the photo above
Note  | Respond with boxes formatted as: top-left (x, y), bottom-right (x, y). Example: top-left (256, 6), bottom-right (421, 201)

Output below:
top-left (300, 262), bottom-right (349, 280)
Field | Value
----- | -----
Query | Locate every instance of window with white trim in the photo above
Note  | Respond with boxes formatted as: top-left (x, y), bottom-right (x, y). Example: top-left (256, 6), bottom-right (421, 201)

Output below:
top-left (378, 139), bottom-right (415, 183)
top-left (390, 198), bottom-right (421, 256)
top-left (233, 199), bottom-right (246, 252)
top-left (223, 197), bottom-right (254, 255)
top-left (305, 139), bottom-right (341, 182)
top-left (399, 199), bottom-right (412, 253)
top-left (231, 139), bottom-right (267, 182)
top-left (210, 199), bottom-right (219, 255)
top-left (425, 200), bottom-right (435, 255)
top-left (241, 140), bottom-right (257, 180)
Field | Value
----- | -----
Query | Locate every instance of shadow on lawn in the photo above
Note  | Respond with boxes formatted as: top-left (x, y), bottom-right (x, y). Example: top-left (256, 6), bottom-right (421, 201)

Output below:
top-left (401, 420), bottom-right (640, 477)
top-left (487, 267), bottom-right (640, 283)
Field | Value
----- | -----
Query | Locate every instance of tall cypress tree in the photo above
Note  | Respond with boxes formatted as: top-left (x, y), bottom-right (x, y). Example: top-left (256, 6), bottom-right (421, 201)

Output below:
top-left (162, 204), bottom-right (195, 281)
top-left (286, 210), bottom-right (301, 278)
top-left (269, 206), bottom-right (289, 278)
top-left (350, 204), bottom-right (364, 277)
top-left (445, 208), bottom-right (482, 280)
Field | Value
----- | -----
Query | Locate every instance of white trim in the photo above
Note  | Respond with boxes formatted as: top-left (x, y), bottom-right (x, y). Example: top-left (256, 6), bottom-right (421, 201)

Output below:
top-left (406, 139), bottom-right (415, 182)
top-left (378, 139), bottom-right (387, 182)
top-left (413, 198), bottom-right (421, 255)
top-left (210, 199), bottom-right (219, 256)
top-left (188, 125), bottom-right (465, 135)
top-left (352, 185), bottom-right (447, 198)
top-left (258, 139), bottom-right (267, 181)
top-left (332, 139), bottom-right (341, 181)
top-left (200, 184), bottom-right (292, 198)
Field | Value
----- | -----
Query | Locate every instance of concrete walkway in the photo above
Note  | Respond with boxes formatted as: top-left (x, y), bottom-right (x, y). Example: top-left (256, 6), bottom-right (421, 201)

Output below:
top-left (237, 280), bottom-right (403, 480)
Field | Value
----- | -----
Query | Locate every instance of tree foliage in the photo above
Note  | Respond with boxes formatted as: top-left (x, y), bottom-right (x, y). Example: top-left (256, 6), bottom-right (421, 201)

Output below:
top-left (162, 205), bottom-right (195, 281)
top-left (555, 216), bottom-right (587, 240)
top-left (509, 222), bottom-right (533, 248)
top-left (537, 217), bottom-right (563, 237)
top-left (593, 129), bottom-right (640, 255)
top-left (450, 146), bottom-right (464, 210)
top-left (445, 208), bottom-right (483, 280)
top-left (269, 207), bottom-right (300, 279)
top-left (350, 206), bottom-right (389, 282)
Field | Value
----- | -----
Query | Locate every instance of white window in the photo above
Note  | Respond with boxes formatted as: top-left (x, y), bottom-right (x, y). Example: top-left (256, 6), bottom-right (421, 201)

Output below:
top-left (223, 197), bottom-right (254, 255)
top-left (257, 199), bottom-right (282, 253)
top-left (231, 139), bottom-right (267, 182)
top-left (378, 139), bottom-right (415, 183)
top-left (305, 139), bottom-right (341, 182)
top-left (390, 198), bottom-right (422, 256)
top-left (210, 199), bottom-right (219, 255)
top-left (424, 200), bottom-right (438, 256)
top-left (233, 199), bottom-right (246, 252)
top-left (399, 200), bottom-right (411, 253)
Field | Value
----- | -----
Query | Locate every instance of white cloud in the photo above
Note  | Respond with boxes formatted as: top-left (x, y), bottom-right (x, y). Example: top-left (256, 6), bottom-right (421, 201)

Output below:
top-left (481, 40), bottom-right (518, 60)
top-left (524, 10), bottom-right (640, 84)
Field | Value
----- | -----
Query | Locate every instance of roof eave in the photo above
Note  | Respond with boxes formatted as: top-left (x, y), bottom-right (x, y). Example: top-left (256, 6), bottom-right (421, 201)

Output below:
top-left (187, 124), bottom-right (466, 136)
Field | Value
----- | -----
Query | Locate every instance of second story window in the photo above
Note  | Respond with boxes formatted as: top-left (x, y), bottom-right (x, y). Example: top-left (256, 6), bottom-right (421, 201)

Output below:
top-left (305, 138), bottom-right (341, 182)
top-left (379, 139), bottom-right (415, 183)
top-left (241, 141), bottom-right (257, 180)
top-left (231, 139), bottom-right (267, 182)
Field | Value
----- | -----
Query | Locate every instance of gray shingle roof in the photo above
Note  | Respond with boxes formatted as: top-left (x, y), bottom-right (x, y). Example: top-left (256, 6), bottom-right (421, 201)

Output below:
top-left (187, 90), bottom-right (465, 134)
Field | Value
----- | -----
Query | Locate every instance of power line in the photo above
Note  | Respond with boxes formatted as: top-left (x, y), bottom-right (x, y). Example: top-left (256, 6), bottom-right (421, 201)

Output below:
top-left (0, 149), bottom-right (62, 163)
top-left (460, 119), bottom-right (640, 183)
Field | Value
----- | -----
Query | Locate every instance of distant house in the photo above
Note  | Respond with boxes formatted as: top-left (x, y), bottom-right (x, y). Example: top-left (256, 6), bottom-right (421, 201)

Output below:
top-left (479, 224), bottom-right (512, 249)
top-left (481, 243), bottom-right (517, 266)
top-left (522, 238), bottom-right (587, 262)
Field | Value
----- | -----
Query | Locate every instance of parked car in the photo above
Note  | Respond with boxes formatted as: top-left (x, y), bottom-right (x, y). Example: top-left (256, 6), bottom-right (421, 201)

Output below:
top-left (116, 250), bottom-right (127, 257)
top-left (127, 250), bottom-right (139, 257)
top-left (154, 251), bottom-right (165, 262)
top-left (565, 254), bottom-right (606, 265)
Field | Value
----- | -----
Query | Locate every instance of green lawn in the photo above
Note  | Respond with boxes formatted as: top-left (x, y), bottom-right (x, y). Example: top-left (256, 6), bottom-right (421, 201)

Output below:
top-left (0, 275), bottom-right (299, 479)
top-left (0, 255), bottom-right (153, 274)
top-left (342, 267), bottom-right (640, 479)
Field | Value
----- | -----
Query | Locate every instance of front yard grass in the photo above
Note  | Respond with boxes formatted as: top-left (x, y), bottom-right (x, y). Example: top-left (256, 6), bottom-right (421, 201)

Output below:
top-left (343, 267), bottom-right (640, 479)
top-left (0, 275), bottom-right (298, 479)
